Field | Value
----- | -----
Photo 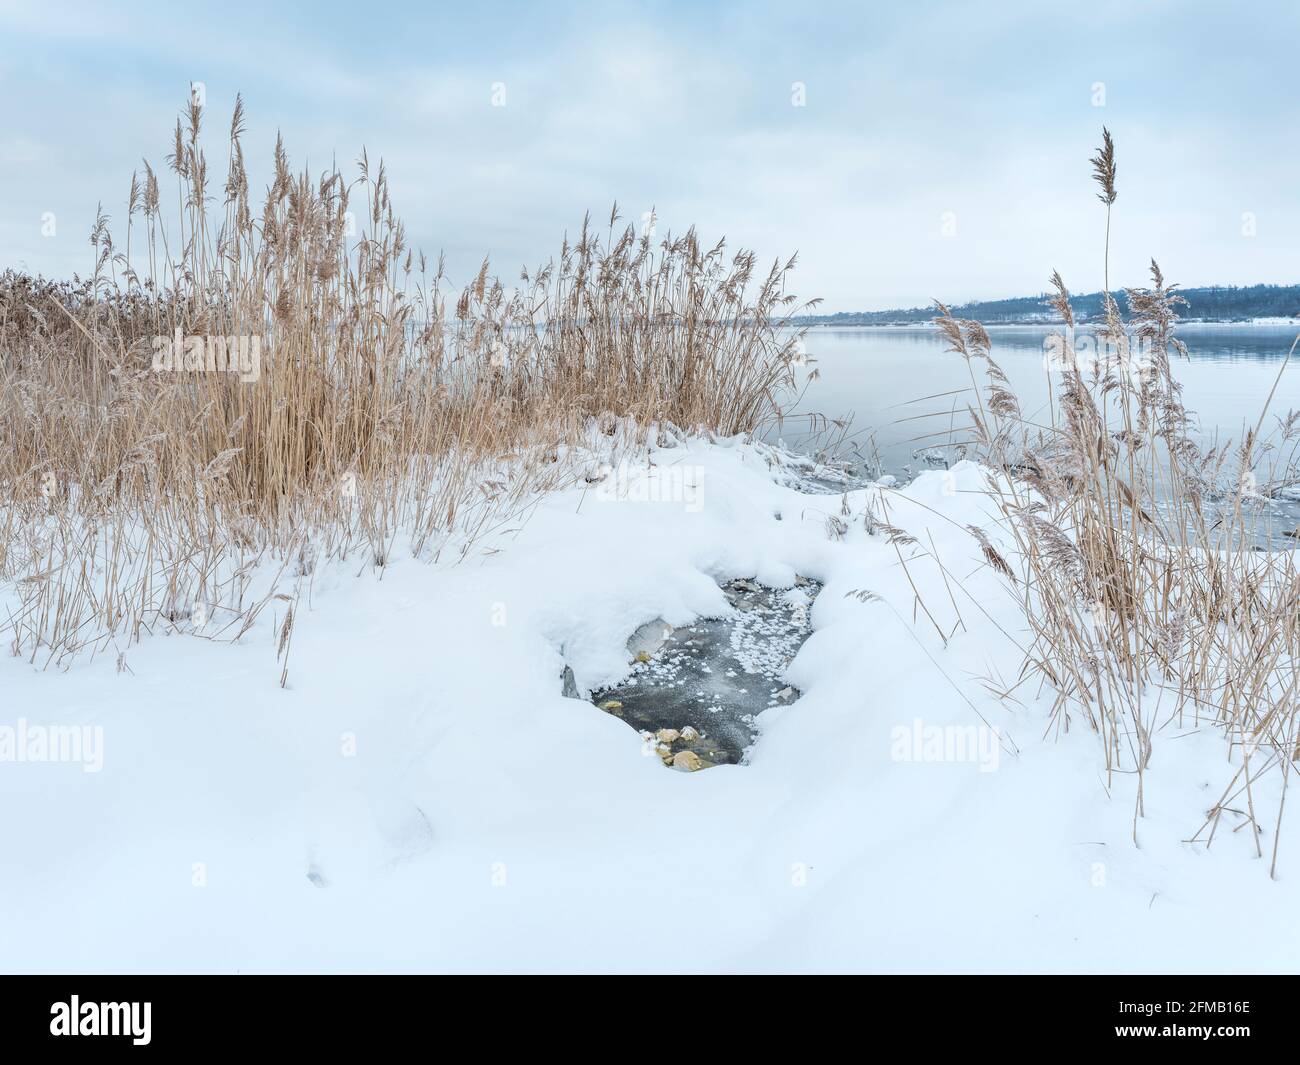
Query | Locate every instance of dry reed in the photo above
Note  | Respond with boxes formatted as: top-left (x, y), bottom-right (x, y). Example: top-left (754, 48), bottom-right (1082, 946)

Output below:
top-left (0, 96), bottom-right (812, 668)
top-left (942, 131), bottom-right (1300, 873)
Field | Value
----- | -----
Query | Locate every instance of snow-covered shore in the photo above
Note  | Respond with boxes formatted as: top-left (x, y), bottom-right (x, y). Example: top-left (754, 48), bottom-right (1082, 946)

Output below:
top-left (1, 436), bottom-right (1295, 973)
top-left (804, 318), bottom-right (1300, 328)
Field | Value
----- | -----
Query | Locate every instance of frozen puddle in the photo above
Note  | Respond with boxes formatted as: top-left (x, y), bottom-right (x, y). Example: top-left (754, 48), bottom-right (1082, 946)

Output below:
top-left (589, 577), bottom-right (821, 771)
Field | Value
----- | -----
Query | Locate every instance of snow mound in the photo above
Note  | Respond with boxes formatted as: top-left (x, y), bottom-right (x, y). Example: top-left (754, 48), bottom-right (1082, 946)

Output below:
top-left (0, 437), bottom-right (1294, 973)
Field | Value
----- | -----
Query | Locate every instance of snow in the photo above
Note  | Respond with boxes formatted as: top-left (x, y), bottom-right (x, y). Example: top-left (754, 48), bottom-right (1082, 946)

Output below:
top-left (1, 436), bottom-right (1295, 973)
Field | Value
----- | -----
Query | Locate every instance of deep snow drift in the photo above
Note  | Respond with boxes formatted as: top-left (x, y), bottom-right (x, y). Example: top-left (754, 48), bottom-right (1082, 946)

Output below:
top-left (1, 435), bottom-right (1295, 973)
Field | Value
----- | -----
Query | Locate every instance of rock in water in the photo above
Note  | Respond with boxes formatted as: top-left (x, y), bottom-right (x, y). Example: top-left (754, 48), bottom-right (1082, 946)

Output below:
top-left (592, 576), bottom-right (820, 769)
top-left (627, 618), bottom-right (673, 660)
top-left (560, 665), bottom-right (580, 699)
top-left (672, 750), bottom-right (704, 772)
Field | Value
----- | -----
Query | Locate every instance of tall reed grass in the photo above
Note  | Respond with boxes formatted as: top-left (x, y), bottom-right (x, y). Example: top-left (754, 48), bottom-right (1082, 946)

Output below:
top-left (0, 96), bottom-right (812, 667)
top-left (943, 130), bottom-right (1300, 873)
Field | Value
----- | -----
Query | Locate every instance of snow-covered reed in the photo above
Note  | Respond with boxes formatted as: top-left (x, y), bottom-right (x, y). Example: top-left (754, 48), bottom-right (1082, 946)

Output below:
top-left (0, 96), bottom-right (811, 665)
top-left (942, 131), bottom-right (1300, 874)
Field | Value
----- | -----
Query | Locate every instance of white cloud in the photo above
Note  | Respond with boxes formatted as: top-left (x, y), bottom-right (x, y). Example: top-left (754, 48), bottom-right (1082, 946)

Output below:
top-left (2, 0), bottom-right (1298, 310)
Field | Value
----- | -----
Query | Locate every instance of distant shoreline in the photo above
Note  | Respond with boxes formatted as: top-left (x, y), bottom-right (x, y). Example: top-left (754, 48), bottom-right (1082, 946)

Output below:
top-left (794, 284), bottom-right (1300, 328)
top-left (798, 317), bottom-right (1300, 329)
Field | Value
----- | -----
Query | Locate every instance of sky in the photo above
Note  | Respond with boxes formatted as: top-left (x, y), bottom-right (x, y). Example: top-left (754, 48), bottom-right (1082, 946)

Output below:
top-left (1, 0), bottom-right (1297, 314)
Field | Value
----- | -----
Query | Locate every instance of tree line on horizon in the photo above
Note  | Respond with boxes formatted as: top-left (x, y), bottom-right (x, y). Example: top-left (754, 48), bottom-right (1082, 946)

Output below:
top-left (799, 283), bottom-right (1300, 325)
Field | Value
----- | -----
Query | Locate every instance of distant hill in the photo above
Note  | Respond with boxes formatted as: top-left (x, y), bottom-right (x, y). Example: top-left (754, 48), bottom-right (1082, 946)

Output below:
top-left (799, 284), bottom-right (1300, 326)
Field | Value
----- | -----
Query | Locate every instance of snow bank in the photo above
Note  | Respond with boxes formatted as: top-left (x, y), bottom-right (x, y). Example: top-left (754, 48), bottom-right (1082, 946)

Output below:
top-left (0, 436), bottom-right (1294, 973)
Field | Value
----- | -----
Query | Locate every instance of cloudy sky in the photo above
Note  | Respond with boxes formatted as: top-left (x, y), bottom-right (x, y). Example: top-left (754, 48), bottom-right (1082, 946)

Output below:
top-left (2, 0), bottom-right (1296, 313)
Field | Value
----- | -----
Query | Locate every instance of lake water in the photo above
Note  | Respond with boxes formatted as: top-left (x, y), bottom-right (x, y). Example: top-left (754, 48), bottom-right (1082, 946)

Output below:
top-left (769, 323), bottom-right (1300, 540)
top-left (775, 324), bottom-right (1299, 469)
